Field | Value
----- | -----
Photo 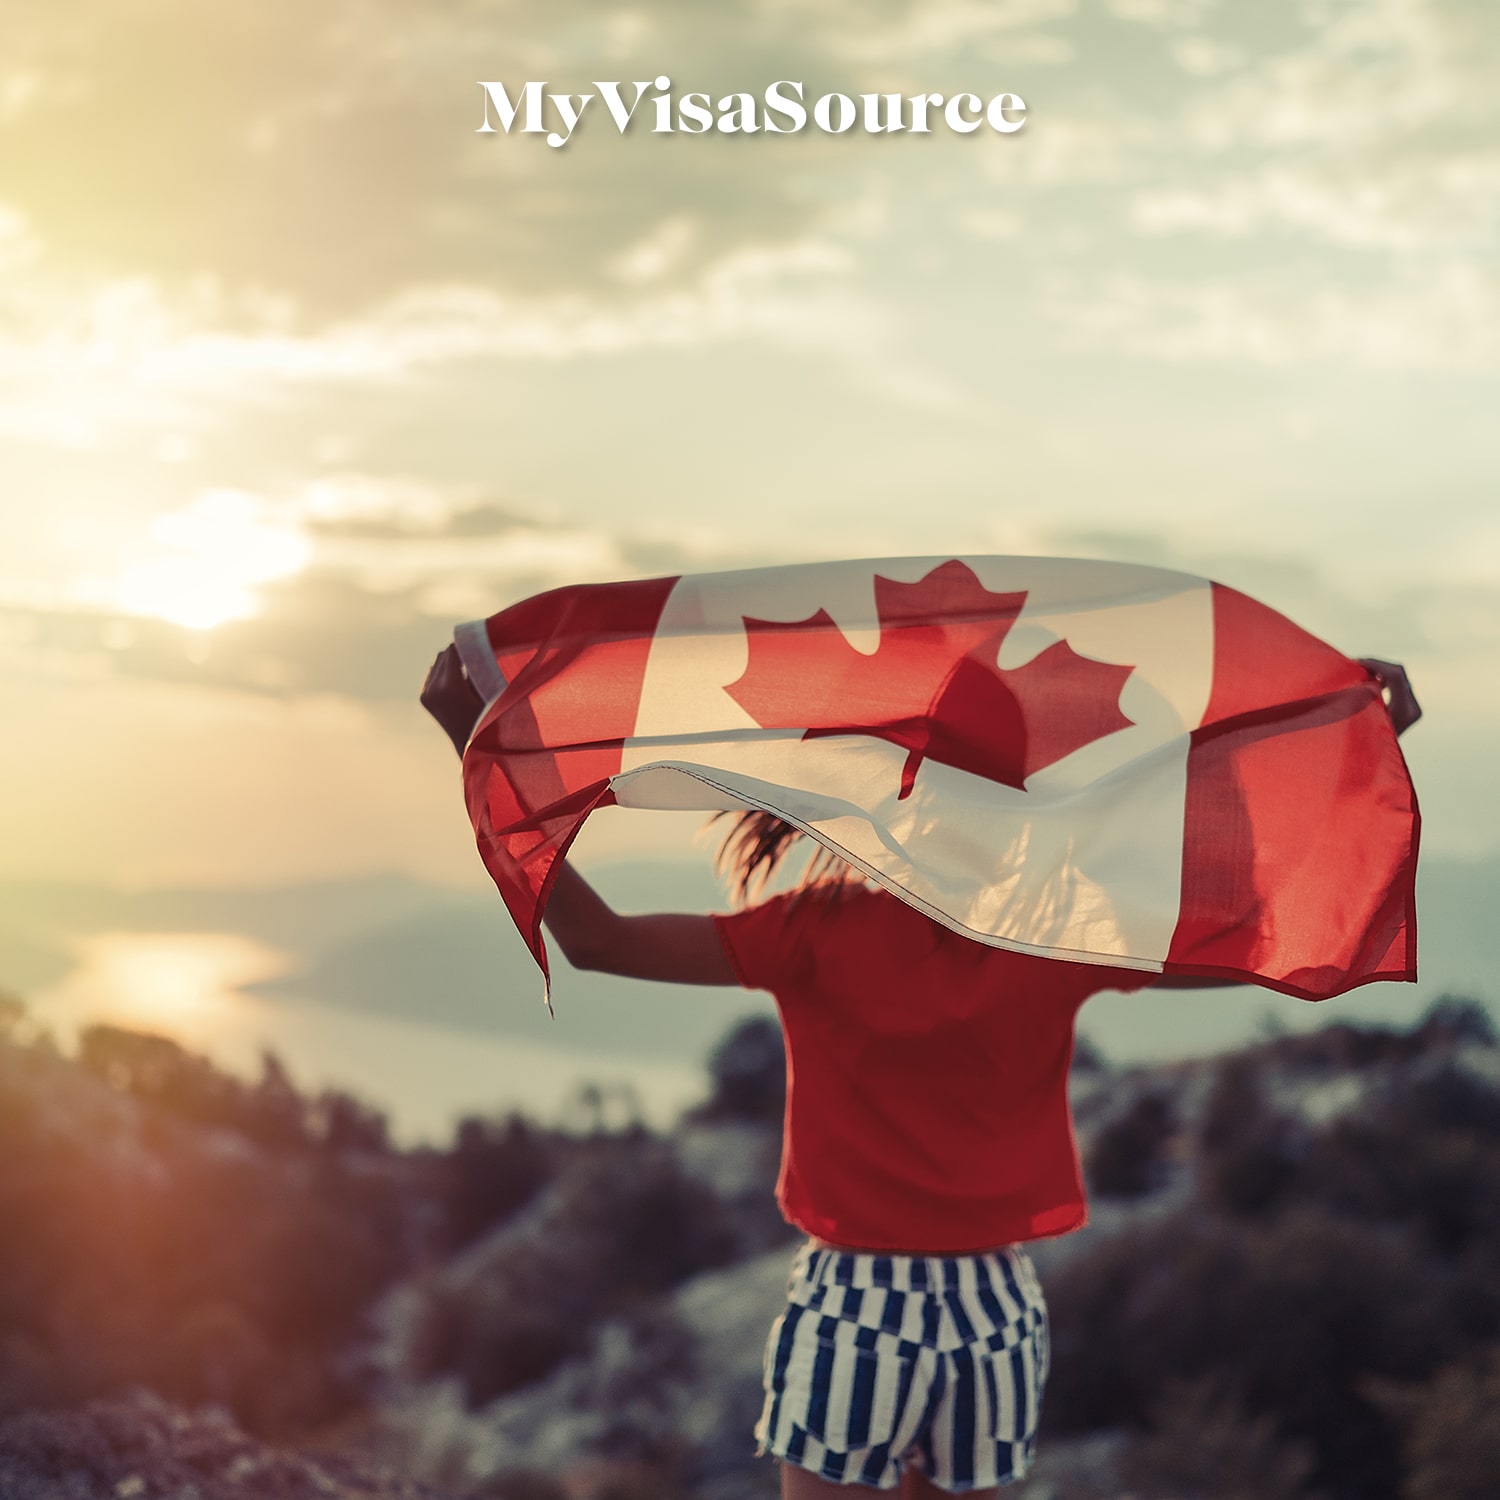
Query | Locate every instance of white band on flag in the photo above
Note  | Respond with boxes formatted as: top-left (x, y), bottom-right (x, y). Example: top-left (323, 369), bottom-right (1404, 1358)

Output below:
top-left (453, 619), bottom-right (507, 707)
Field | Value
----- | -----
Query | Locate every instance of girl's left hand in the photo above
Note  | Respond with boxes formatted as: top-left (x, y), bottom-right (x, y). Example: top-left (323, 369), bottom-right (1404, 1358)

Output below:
top-left (1358, 657), bottom-right (1421, 736)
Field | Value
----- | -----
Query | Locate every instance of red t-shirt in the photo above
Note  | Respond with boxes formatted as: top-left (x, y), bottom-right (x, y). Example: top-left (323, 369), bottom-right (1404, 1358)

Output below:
top-left (712, 884), bottom-right (1152, 1254)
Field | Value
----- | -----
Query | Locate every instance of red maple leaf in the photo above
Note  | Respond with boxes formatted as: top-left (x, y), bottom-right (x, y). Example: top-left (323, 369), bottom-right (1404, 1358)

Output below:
top-left (725, 559), bottom-right (1136, 798)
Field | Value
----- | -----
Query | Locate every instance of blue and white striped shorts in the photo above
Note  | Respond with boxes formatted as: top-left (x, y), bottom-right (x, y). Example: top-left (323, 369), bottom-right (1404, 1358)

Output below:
top-left (757, 1241), bottom-right (1049, 1493)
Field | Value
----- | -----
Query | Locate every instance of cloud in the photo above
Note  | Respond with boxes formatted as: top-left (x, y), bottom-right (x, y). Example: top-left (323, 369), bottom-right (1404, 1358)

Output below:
top-left (1179, 0), bottom-right (1495, 154)
top-left (0, 235), bottom-right (870, 447)
top-left (1168, 36), bottom-right (1243, 76)
top-left (0, 468), bottom-right (775, 704)
top-left (979, 113), bottom-right (1161, 187)
top-left (0, 0), bottom-right (945, 456)
top-left (15, 0), bottom-right (1491, 417)
top-left (5, 572), bottom-right (537, 706)
top-left (1037, 528), bottom-right (1500, 758)
top-left (1103, 0), bottom-right (1219, 28)
top-left (0, 0), bottom-right (1026, 323)
top-left (1046, 261), bottom-right (1500, 369)
top-left (0, 0), bottom-right (1084, 422)
top-left (1035, 1), bottom-right (1500, 375)
top-left (1135, 2), bottom-right (1500, 262)
top-left (1130, 153), bottom-right (1500, 251)
top-left (17, 469), bottom-right (1494, 717)
top-left (810, 0), bottom-right (1077, 63)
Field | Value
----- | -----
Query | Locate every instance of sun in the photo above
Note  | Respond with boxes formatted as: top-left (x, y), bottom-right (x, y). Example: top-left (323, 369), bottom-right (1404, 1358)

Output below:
top-left (117, 490), bottom-right (310, 630)
top-left (38, 932), bottom-right (288, 1049)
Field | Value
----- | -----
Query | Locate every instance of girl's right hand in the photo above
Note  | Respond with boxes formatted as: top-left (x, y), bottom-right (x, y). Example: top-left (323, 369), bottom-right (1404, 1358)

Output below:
top-left (420, 643), bottom-right (484, 755)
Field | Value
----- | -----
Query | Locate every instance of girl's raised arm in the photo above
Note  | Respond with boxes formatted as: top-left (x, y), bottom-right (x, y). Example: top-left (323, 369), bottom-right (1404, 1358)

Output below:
top-left (543, 860), bottom-right (739, 986)
top-left (420, 643), bottom-right (737, 987)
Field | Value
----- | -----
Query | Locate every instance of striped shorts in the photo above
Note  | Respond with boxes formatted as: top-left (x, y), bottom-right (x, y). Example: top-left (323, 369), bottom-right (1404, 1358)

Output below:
top-left (756, 1241), bottom-right (1049, 1493)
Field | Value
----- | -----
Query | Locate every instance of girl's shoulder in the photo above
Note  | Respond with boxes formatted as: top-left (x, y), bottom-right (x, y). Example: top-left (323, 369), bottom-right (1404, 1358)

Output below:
top-left (783, 874), bottom-right (886, 916)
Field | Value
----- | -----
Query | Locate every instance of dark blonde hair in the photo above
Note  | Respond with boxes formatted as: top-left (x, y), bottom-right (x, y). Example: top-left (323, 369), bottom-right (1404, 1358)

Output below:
top-left (711, 808), bottom-right (859, 908)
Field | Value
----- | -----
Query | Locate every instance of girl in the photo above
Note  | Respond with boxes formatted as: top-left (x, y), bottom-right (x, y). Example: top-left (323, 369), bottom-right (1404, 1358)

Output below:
top-left (542, 816), bottom-right (1132, 1499)
top-left (420, 643), bottom-right (1420, 1499)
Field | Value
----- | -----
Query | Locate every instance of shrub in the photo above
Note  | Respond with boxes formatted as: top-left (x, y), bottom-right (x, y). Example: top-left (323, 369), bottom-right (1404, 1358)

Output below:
top-left (0, 1026), bottom-right (411, 1437)
top-left (1369, 1346), bottom-right (1500, 1500)
top-left (1120, 1376), bottom-right (1325, 1500)
top-left (1292, 1119), bottom-right (1500, 1260)
top-left (1390, 1059), bottom-right (1500, 1141)
top-left (1044, 1208), bottom-right (1475, 1500)
top-left (408, 1266), bottom-right (586, 1408)
top-left (0, 993), bottom-right (25, 1039)
top-left (1085, 1090), bottom-right (1177, 1199)
top-left (1198, 1056), bottom-right (1298, 1217)
top-left (461, 1303), bottom-right (582, 1409)
top-left (77, 1028), bottom-right (395, 1157)
top-left (1070, 1034), bottom-right (1108, 1073)
top-left (696, 1017), bottom-right (785, 1125)
top-left (444, 1115), bottom-right (555, 1251)
top-left (547, 1139), bottom-right (739, 1302)
top-left (1281, 1064), bottom-right (1500, 1263)
top-left (414, 1137), bottom-right (737, 1409)
top-left (468, 1473), bottom-right (569, 1500)
top-left (1413, 995), bottom-right (1497, 1050)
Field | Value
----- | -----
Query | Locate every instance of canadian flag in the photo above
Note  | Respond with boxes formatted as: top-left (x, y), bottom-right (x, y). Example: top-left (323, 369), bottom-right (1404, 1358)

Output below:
top-left (453, 556), bottom-right (1417, 1002)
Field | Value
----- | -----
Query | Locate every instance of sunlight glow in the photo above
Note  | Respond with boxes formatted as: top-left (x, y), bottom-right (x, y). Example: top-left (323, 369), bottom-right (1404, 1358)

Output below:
top-left (26, 929), bottom-right (703, 1141)
top-left (117, 491), bottom-right (310, 629)
top-left (37, 931), bottom-right (288, 1044)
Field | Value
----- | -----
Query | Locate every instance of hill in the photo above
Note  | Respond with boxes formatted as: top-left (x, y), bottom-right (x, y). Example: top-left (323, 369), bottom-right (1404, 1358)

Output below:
top-left (1, 994), bottom-right (1499, 1499)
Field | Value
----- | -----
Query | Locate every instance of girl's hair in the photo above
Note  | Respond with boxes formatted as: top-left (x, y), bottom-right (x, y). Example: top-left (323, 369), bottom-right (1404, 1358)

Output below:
top-left (711, 808), bottom-right (859, 908)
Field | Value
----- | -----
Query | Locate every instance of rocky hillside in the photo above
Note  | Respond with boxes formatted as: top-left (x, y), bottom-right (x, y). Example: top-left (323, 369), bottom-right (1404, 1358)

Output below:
top-left (2, 996), bottom-right (1499, 1499)
top-left (0, 1391), bottom-right (451, 1500)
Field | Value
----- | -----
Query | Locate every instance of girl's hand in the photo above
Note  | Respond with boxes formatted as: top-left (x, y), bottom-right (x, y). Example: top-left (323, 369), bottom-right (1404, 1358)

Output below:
top-left (1358, 658), bottom-right (1422, 737)
top-left (420, 643), bottom-right (484, 755)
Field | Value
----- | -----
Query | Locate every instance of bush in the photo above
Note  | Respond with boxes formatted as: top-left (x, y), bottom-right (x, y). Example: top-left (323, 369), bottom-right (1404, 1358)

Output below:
top-left (1370, 1346), bottom-right (1500, 1500)
top-left (1198, 1056), bottom-right (1299, 1217)
top-left (0, 1388), bottom-right (447, 1500)
top-left (0, 1026), bottom-right (411, 1437)
top-left (1044, 1208), bottom-right (1476, 1500)
top-left (1390, 1059), bottom-right (1500, 1141)
top-left (77, 1027), bottom-right (394, 1156)
top-left (1071, 1034), bottom-right (1108, 1073)
top-left (696, 1017), bottom-right (785, 1125)
top-left (1264, 998), bottom-right (1495, 1077)
top-left (1085, 1090), bottom-right (1177, 1199)
top-left (444, 1115), bottom-right (555, 1251)
top-left (1413, 995), bottom-right (1497, 1050)
top-left (0, 993), bottom-right (25, 1039)
top-left (468, 1473), bottom-right (569, 1500)
top-left (407, 1276), bottom-right (580, 1406)
top-left (1280, 1064), bottom-right (1500, 1263)
top-left (1120, 1376), bottom-right (1325, 1500)
top-left (413, 1137), bottom-right (737, 1408)
top-left (554, 1141), bottom-right (738, 1300)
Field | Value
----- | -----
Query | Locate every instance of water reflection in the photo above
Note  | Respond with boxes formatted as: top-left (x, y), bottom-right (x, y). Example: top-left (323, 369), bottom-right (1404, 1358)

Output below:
top-left (35, 931), bottom-right (285, 1044)
top-left (30, 931), bottom-right (704, 1144)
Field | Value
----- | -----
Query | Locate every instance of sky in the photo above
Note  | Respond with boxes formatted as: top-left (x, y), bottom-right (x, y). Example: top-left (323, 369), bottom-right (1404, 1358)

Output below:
top-left (1, 0), bottom-right (1497, 1130)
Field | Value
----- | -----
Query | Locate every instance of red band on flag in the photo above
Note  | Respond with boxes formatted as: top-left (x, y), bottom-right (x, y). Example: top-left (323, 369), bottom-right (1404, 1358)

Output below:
top-left (1164, 583), bottom-right (1418, 997)
top-left (462, 575), bottom-right (679, 991)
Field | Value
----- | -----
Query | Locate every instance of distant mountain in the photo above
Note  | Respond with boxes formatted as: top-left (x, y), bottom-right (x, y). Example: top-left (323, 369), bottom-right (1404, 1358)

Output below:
top-left (2, 852), bottom-right (1492, 1070)
top-left (0, 870), bottom-right (460, 1022)
top-left (0, 871), bottom-right (444, 969)
top-left (250, 860), bottom-right (771, 1065)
